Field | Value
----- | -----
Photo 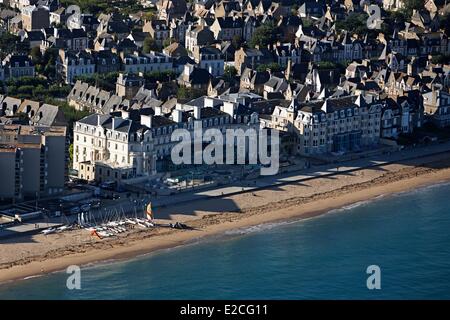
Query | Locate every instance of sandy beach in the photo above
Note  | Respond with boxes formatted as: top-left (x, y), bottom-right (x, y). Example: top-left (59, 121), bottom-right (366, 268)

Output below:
top-left (2, 152), bottom-right (450, 284)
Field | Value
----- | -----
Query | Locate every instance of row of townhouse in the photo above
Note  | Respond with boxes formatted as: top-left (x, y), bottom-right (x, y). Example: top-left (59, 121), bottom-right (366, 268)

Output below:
top-left (0, 54), bottom-right (35, 80)
top-left (261, 95), bottom-right (380, 155)
top-left (67, 73), bottom-right (156, 113)
top-left (0, 95), bottom-right (67, 127)
top-left (386, 31), bottom-right (450, 58)
top-left (234, 43), bottom-right (302, 75)
top-left (56, 49), bottom-right (173, 84)
top-left (261, 93), bottom-right (425, 156)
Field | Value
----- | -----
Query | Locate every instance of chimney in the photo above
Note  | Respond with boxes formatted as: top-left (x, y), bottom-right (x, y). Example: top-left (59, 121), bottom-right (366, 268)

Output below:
top-left (193, 105), bottom-right (201, 119)
top-left (172, 109), bottom-right (182, 123)
top-left (141, 114), bottom-right (152, 128)
top-left (223, 101), bottom-right (235, 118)
top-left (117, 73), bottom-right (124, 84)
top-left (97, 114), bottom-right (101, 126)
top-left (204, 97), bottom-right (214, 108)
top-left (121, 110), bottom-right (129, 119)
top-left (184, 64), bottom-right (193, 76)
top-left (155, 106), bottom-right (162, 116)
top-left (285, 59), bottom-right (292, 80)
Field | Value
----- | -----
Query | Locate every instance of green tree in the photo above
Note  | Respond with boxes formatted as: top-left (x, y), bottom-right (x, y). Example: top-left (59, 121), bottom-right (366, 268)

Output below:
top-left (381, 10), bottom-right (409, 35)
top-left (163, 38), bottom-right (175, 48)
top-left (249, 22), bottom-right (278, 48)
top-left (143, 36), bottom-right (159, 53)
top-left (317, 61), bottom-right (337, 69)
top-left (431, 54), bottom-right (450, 64)
top-left (301, 17), bottom-right (314, 28)
top-left (403, 0), bottom-right (425, 14)
top-left (55, 101), bottom-right (91, 131)
top-left (176, 86), bottom-right (204, 100)
top-left (335, 13), bottom-right (369, 36)
top-left (0, 33), bottom-right (20, 59)
top-left (256, 63), bottom-right (282, 73)
top-left (74, 72), bottom-right (119, 91)
top-left (30, 46), bottom-right (42, 64)
top-left (224, 65), bottom-right (237, 81)
top-left (69, 143), bottom-right (74, 164)
top-left (231, 35), bottom-right (243, 49)
top-left (143, 70), bottom-right (176, 83)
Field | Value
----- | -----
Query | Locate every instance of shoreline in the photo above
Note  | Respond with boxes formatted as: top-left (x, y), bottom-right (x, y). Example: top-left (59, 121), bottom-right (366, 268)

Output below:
top-left (2, 160), bottom-right (450, 284)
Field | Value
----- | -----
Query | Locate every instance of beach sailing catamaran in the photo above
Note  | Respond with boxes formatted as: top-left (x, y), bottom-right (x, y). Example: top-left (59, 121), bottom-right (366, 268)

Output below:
top-left (41, 201), bottom-right (156, 239)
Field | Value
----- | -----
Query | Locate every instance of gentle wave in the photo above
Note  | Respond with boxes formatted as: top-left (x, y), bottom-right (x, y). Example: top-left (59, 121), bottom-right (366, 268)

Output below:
top-left (22, 275), bottom-right (42, 281)
top-left (224, 220), bottom-right (300, 236)
top-left (328, 200), bottom-right (372, 213)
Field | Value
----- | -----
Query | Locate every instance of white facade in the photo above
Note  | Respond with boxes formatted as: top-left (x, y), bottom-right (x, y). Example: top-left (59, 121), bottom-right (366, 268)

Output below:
top-left (122, 52), bottom-right (172, 74)
top-left (73, 114), bottom-right (155, 181)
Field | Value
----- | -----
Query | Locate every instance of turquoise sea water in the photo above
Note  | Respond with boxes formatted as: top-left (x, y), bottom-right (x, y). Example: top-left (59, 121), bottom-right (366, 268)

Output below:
top-left (1, 182), bottom-right (450, 299)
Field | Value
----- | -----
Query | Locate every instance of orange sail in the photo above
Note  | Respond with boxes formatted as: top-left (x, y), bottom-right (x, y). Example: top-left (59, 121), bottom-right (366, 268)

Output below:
top-left (91, 230), bottom-right (102, 239)
top-left (146, 202), bottom-right (153, 220)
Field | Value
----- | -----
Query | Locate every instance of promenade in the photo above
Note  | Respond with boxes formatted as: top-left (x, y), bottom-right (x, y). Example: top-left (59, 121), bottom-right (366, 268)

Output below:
top-left (109, 141), bottom-right (450, 211)
top-left (3, 141), bottom-right (450, 238)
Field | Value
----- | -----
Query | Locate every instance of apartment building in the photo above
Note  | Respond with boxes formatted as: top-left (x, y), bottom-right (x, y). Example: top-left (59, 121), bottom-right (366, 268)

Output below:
top-left (21, 5), bottom-right (49, 31)
top-left (73, 112), bottom-right (156, 182)
top-left (294, 96), bottom-right (381, 155)
top-left (185, 26), bottom-right (215, 53)
top-left (56, 49), bottom-right (95, 84)
top-left (2, 54), bottom-right (35, 79)
top-left (0, 124), bottom-right (67, 201)
top-left (210, 17), bottom-right (243, 41)
top-left (192, 46), bottom-right (224, 77)
top-left (121, 51), bottom-right (172, 74)
top-left (143, 19), bottom-right (170, 47)
top-left (261, 95), bottom-right (381, 156)
top-left (73, 96), bottom-right (260, 182)
top-left (422, 89), bottom-right (450, 128)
